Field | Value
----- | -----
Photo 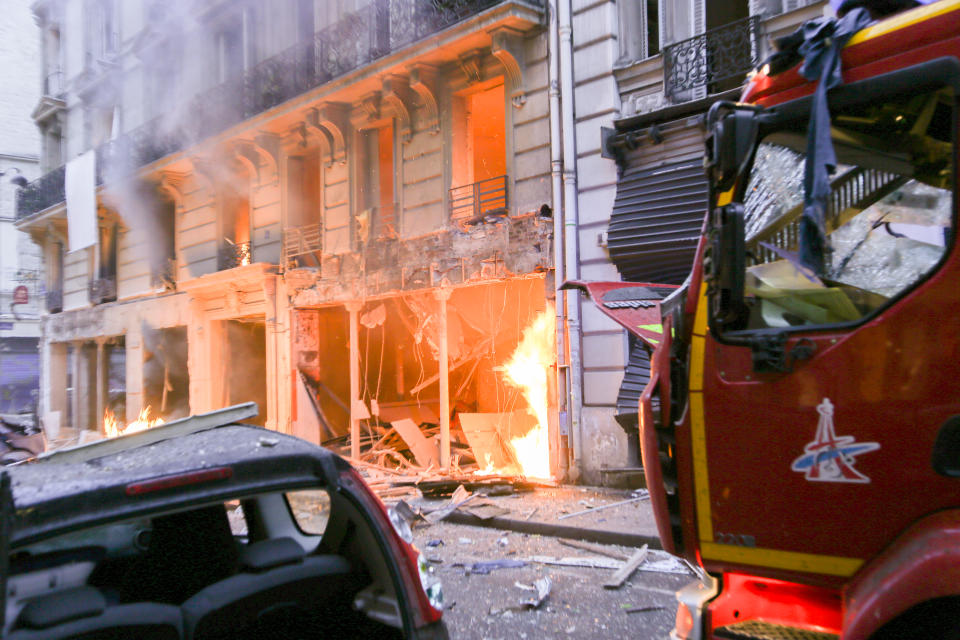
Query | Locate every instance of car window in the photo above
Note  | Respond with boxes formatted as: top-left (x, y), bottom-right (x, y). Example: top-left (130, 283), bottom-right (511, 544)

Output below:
top-left (286, 489), bottom-right (331, 535)
top-left (225, 499), bottom-right (247, 537)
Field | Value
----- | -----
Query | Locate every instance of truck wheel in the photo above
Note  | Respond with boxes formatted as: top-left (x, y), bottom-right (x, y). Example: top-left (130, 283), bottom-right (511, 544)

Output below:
top-left (869, 597), bottom-right (960, 640)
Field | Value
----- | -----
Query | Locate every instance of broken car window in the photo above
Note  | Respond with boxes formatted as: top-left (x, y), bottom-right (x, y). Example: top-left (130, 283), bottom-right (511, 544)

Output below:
top-left (736, 87), bottom-right (954, 330)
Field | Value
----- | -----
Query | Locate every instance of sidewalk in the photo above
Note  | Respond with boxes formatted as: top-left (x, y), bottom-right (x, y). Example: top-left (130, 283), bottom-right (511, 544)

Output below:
top-left (406, 485), bottom-right (662, 549)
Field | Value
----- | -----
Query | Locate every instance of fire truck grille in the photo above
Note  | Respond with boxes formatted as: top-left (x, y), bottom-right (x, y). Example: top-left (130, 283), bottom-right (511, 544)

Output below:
top-left (714, 620), bottom-right (839, 640)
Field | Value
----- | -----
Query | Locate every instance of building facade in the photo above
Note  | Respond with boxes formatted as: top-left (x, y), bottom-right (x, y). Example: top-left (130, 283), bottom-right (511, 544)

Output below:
top-left (17, 0), bottom-right (566, 468)
top-left (0, 0), bottom-right (42, 417)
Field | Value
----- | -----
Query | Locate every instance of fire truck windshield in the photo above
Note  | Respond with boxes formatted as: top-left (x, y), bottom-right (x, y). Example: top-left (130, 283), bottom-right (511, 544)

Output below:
top-left (733, 87), bottom-right (954, 331)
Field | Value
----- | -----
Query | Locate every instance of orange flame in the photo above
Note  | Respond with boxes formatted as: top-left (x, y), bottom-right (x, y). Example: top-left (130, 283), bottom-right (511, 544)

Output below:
top-left (503, 304), bottom-right (555, 479)
top-left (103, 407), bottom-right (164, 438)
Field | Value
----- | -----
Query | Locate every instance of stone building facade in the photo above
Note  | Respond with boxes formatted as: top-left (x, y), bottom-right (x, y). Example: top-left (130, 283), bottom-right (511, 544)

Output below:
top-left (0, 0), bottom-right (42, 416)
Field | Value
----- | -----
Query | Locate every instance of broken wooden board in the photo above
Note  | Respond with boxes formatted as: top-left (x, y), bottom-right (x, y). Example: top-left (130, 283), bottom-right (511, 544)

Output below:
top-left (391, 418), bottom-right (439, 468)
top-left (603, 545), bottom-right (648, 589)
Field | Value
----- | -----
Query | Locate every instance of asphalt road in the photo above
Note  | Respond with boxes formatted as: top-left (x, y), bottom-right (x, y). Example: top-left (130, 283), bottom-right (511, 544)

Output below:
top-left (409, 520), bottom-right (694, 640)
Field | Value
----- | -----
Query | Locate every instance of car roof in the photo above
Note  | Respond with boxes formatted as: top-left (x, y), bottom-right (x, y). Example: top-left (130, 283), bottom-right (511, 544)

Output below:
top-left (5, 404), bottom-right (345, 548)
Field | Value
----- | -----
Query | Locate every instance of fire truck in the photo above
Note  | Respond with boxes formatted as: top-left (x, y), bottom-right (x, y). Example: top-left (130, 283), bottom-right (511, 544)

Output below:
top-left (574, 1), bottom-right (960, 638)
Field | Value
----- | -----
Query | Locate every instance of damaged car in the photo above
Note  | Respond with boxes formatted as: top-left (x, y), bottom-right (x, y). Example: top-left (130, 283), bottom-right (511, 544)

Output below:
top-left (0, 403), bottom-right (446, 639)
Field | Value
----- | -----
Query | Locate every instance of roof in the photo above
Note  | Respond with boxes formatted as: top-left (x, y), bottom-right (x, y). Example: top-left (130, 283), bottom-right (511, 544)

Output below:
top-left (6, 406), bottom-right (345, 547)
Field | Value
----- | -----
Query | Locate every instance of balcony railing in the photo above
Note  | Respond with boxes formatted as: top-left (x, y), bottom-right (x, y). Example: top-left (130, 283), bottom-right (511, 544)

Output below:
top-left (663, 15), bottom-right (763, 101)
top-left (284, 223), bottom-right (323, 268)
top-left (16, 0), bottom-right (542, 220)
top-left (218, 240), bottom-right (253, 271)
top-left (449, 175), bottom-right (508, 222)
top-left (16, 165), bottom-right (65, 220)
top-left (88, 277), bottom-right (117, 305)
top-left (46, 289), bottom-right (63, 314)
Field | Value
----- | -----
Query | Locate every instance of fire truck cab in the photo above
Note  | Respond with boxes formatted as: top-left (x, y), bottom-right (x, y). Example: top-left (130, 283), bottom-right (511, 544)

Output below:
top-left (578, 2), bottom-right (960, 638)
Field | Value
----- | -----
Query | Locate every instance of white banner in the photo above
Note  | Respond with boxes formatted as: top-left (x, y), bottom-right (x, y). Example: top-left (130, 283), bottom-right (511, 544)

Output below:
top-left (66, 150), bottom-right (98, 251)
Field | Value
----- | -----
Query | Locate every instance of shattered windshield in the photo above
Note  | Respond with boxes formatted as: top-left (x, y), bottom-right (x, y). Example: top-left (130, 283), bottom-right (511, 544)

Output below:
top-left (737, 87), bottom-right (954, 330)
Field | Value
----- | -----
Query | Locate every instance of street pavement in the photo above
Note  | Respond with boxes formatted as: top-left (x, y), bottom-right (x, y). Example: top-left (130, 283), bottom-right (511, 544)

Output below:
top-left (399, 486), bottom-right (696, 639)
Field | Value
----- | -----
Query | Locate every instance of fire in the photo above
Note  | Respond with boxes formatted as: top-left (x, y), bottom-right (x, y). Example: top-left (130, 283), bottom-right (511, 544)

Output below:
top-left (502, 305), bottom-right (555, 479)
top-left (103, 406), bottom-right (164, 438)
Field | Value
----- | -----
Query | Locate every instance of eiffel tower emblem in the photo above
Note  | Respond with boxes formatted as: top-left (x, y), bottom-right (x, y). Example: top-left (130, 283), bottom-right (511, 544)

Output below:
top-left (790, 398), bottom-right (881, 483)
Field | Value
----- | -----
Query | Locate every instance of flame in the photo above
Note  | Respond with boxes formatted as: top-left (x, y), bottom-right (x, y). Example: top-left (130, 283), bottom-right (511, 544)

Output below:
top-left (502, 305), bottom-right (555, 479)
top-left (104, 406), bottom-right (164, 438)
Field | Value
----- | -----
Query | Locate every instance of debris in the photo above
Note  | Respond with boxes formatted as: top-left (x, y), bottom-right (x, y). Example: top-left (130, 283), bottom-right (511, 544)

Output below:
top-left (524, 555), bottom-right (622, 570)
top-left (516, 577), bottom-right (552, 609)
top-left (523, 507), bottom-right (538, 521)
top-left (458, 538), bottom-right (473, 545)
top-left (603, 545), bottom-right (649, 589)
top-left (469, 559), bottom-right (527, 575)
top-left (625, 606), bottom-right (666, 614)
top-left (632, 488), bottom-right (650, 500)
top-left (556, 496), bottom-right (645, 521)
top-left (391, 499), bottom-right (427, 527)
top-left (417, 475), bottom-right (542, 498)
top-left (425, 485), bottom-right (477, 523)
top-left (497, 536), bottom-right (509, 547)
top-left (391, 418), bottom-right (440, 468)
top-left (558, 539), bottom-right (629, 561)
top-left (257, 436), bottom-right (279, 447)
top-left (461, 501), bottom-right (512, 520)
top-left (425, 539), bottom-right (444, 548)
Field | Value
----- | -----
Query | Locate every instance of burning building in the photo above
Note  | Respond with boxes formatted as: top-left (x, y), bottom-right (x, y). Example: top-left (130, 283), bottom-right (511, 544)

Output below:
top-left (14, 0), bottom-right (568, 476)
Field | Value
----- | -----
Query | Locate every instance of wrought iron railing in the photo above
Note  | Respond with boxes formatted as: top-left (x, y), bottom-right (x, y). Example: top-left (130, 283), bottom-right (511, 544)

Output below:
top-left (16, 0), bottom-right (542, 220)
top-left (218, 240), bottom-right (253, 271)
top-left (663, 16), bottom-right (763, 101)
top-left (449, 175), bottom-right (508, 222)
top-left (88, 277), bottom-right (117, 305)
top-left (284, 223), bottom-right (323, 267)
top-left (46, 289), bottom-right (63, 314)
top-left (16, 165), bottom-right (65, 220)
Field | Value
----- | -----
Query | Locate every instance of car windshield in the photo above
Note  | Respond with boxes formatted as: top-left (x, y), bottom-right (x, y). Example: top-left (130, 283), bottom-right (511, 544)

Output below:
top-left (737, 87), bottom-right (954, 330)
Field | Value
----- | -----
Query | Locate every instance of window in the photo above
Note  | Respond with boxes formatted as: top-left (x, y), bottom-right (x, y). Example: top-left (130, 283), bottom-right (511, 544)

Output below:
top-left (734, 87), bottom-right (953, 331)
top-left (286, 489), bottom-right (331, 535)
top-left (145, 48), bottom-right (181, 122)
top-left (619, 0), bottom-right (660, 62)
top-left (450, 81), bottom-right (507, 221)
top-left (86, 0), bottom-right (118, 64)
top-left (750, 0), bottom-right (818, 17)
top-left (358, 124), bottom-right (395, 240)
top-left (218, 169), bottom-right (252, 270)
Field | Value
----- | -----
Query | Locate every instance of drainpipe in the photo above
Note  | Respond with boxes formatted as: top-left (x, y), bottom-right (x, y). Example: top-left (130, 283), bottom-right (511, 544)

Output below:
top-left (547, 2), bottom-right (568, 479)
top-left (558, 0), bottom-right (584, 476)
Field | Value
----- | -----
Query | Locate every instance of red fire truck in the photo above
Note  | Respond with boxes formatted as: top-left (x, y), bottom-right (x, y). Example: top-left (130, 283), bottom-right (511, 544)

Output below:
top-left (575, 1), bottom-right (960, 638)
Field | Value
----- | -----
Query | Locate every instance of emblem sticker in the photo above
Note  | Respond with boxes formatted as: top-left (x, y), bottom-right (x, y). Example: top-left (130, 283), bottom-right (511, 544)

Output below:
top-left (791, 398), bottom-right (880, 483)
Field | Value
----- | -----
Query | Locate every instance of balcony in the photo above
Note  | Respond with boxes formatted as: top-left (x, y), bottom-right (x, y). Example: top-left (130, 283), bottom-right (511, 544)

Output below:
top-left (16, 0), bottom-right (543, 220)
top-left (16, 165), bottom-right (64, 220)
top-left (284, 223), bottom-right (323, 268)
top-left (88, 277), bottom-right (117, 305)
top-left (218, 241), bottom-right (253, 271)
top-left (662, 16), bottom-right (763, 102)
top-left (449, 175), bottom-right (508, 223)
top-left (46, 289), bottom-right (63, 314)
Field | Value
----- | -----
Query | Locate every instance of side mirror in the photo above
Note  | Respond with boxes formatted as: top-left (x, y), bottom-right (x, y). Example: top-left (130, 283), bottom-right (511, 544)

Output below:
top-left (705, 102), bottom-right (760, 192)
top-left (705, 204), bottom-right (747, 331)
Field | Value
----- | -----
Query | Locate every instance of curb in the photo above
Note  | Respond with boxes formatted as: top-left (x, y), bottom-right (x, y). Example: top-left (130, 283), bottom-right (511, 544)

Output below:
top-left (443, 511), bottom-right (663, 550)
